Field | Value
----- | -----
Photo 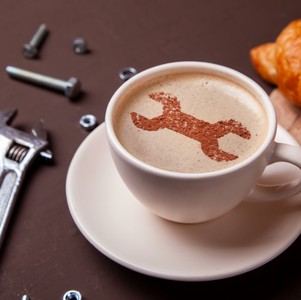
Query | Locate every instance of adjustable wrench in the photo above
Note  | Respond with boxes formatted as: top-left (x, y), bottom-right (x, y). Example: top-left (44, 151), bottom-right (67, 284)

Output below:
top-left (0, 108), bottom-right (51, 248)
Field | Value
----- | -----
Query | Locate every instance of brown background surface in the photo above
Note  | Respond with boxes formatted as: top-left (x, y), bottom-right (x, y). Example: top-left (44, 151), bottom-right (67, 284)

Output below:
top-left (1, 1), bottom-right (301, 299)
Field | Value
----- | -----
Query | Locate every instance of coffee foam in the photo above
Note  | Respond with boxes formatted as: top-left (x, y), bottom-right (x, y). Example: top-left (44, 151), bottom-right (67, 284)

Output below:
top-left (114, 73), bottom-right (268, 173)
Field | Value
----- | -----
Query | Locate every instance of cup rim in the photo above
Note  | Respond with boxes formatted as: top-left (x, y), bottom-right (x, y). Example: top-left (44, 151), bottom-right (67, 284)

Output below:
top-left (105, 61), bottom-right (276, 179)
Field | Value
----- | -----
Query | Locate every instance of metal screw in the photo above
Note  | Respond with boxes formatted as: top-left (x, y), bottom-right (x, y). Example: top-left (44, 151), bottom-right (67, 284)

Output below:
top-left (6, 66), bottom-right (81, 99)
top-left (63, 290), bottom-right (82, 300)
top-left (23, 23), bottom-right (48, 59)
top-left (79, 114), bottom-right (98, 131)
top-left (73, 37), bottom-right (88, 54)
top-left (20, 295), bottom-right (31, 300)
top-left (119, 67), bottom-right (137, 81)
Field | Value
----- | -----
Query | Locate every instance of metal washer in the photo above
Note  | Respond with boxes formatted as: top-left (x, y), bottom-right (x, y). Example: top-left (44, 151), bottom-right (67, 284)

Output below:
top-left (62, 290), bottom-right (82, 300)
top-left (119, 67), bottom-right (137, 81)
top-left (79, 114), bottom-right (98, 131)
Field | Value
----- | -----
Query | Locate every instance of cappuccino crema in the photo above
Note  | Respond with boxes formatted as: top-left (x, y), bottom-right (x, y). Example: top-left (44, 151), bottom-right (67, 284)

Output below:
top-left (114, 72), bottom-right (268, 173)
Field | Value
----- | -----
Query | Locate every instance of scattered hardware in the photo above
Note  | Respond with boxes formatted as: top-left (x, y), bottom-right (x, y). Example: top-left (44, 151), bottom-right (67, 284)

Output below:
top-left (119, 67), bottom-right (137, 81)
top-left (6, 66), bottom-right (81, 99)
top-left (23, 23), bottom-right (48, 59)
top-left (0, 108), bottom-right (51, 248)
top-left (73, 37), bottom-right (89, 54)
top-left (79, 114), bottom-right (98, 131)
top-left (62, 290), bottom-right (82, 300)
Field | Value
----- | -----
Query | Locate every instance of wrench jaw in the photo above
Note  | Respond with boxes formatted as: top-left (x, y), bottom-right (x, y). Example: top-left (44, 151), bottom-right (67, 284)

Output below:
top-left (0, 108), bottom-right (17, 126)
top-left (0, 108), bottom-right (52, 248)
top-left (32, 120), bottom-right (53, 163)
top-left (32, 119), bottom-right (48, 141)
top-left (0, 115), bottom-right (50, 171)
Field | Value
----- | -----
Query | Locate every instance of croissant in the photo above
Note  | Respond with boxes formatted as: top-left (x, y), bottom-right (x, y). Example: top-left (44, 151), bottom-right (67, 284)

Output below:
top-left (250, 19), bottom-right (301, 106)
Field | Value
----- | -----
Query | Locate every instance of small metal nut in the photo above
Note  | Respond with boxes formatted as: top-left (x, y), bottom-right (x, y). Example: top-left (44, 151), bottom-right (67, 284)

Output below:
top-left (62, 290), bottom-right (82, 300)
top-left (73, 37), bottom-right (88, 54)
top-left (119, 67), bottom-right (137, 81)
top-left (79, 114), bottom-right (97, 131)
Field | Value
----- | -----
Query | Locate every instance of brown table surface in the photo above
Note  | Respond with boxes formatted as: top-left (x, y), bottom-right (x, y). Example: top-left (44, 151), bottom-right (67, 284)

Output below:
top-left (1, 1), bottom-right (301, 299)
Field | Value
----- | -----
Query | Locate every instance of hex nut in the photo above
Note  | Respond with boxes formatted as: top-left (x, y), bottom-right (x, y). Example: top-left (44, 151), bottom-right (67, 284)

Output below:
top-left (119, 67), bottom-right (137, 81)
top-left (73, 37), bottom-right (88, 54)
top-left (79, 114), bottom-right (97, 131)
top-left (62, 290), bottom-right (82, 300)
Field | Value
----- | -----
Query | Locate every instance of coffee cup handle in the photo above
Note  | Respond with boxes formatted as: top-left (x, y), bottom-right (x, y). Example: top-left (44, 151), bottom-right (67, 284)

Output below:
top-left (246, 143), bottom-right (301, 202)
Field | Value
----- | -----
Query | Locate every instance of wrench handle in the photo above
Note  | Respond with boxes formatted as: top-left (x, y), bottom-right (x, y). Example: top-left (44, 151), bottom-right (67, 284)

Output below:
top-left (0, 170), bottom-right (21, 248)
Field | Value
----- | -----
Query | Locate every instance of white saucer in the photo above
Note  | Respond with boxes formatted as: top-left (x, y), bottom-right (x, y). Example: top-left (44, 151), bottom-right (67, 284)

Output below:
top-left (66, 123), bottom-right (301, 281)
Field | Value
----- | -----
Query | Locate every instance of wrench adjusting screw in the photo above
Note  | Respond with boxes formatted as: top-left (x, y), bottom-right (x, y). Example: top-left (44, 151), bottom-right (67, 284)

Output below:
top-left (79, 114), bottom-right (97, 131)
top-left (23, 23), bottom-right (48, 59)
top-left (73, 37), bottom-right (89, 54)
top-left (63, 290), bottom-right (82, 300)
top-left (119, 67), bottom-right (137, 81)
top-left (6, 66), bottom-right (81, 99)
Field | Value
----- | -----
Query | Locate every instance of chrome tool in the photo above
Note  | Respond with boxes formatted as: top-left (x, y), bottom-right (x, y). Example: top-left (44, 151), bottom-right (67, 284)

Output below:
top-left (0, 108), bottom-right (51, 248)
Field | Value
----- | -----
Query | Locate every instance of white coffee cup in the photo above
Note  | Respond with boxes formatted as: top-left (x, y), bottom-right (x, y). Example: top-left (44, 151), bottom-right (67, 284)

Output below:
top-left (105, 61), bottom-right (301, 223)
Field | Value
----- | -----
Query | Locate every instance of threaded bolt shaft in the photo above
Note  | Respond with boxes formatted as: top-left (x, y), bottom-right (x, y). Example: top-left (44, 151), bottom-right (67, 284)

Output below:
top-left (23, 23), bottom-right (48, 58)
top-left (6, 66), bottom-right (81, 99)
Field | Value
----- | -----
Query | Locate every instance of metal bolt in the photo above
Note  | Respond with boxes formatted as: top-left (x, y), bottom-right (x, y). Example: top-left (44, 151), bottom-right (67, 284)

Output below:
top-left (63, 290), bottom-right (82, 300)
top-left (6, 66), bottom-right (81, 99)
top-left (73, 37), bottom-right (88, 54)
top-left (79, 114), bottom-right (98, 131)
top-left (20, 295), bottom-right (31, 300)
top-left (23, 23), bottom-right (48, 59)
top-left (119, 67), bottom-right (137, 81)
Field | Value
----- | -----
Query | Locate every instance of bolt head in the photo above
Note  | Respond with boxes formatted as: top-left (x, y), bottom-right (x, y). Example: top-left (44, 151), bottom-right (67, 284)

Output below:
top-left (22, 44), bottom-right (38, 58)
top-left (65, 77), bottom-right (81, 99)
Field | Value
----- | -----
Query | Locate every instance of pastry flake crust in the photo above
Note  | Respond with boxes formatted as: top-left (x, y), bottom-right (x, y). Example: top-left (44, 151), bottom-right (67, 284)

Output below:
top-left (250, 19), bottom-right (301, 106)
